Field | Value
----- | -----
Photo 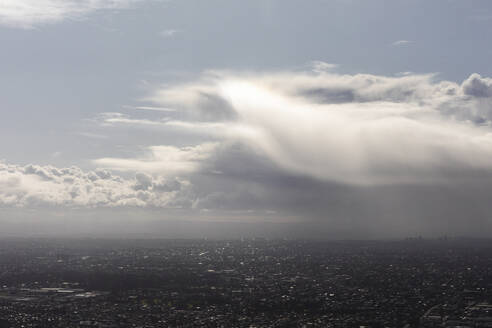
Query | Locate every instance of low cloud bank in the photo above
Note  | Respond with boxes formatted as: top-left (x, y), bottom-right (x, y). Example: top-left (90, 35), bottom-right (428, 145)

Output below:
top-left (0, 162), bottom-right (192, 208)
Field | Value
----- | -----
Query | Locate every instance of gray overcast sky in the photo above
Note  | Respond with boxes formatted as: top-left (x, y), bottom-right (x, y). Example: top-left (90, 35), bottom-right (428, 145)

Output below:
top-left (2, 0), bottom-right (492, 238)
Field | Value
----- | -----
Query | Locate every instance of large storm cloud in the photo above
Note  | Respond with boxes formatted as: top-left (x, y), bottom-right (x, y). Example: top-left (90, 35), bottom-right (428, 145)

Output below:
top-left (97, 69), bottom-right (492, 185)
top-left (5, 67), bottom-right (492, 237)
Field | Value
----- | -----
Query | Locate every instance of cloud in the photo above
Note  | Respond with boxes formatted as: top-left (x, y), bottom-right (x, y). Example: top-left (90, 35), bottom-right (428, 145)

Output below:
top-left (6, 67), bottom-right (492, 233)
top-left (51, 151), bottom-right (62, 158)
top-left (0, 162), bottom-right (192, 208)
top-left (12, 68), bottom-right (492, 214)
top-left (93, 143), bottom-right (218, 174)
top-left (160, 29), bottom-right (179, 38)
top-left (310, 61), bottom-right (337, 73)
top-left (122, 105), bottom-right (176, 112)
top-left (75, 132), bottom-right (108, 139)
top-left (392, 40), bottom-right (413, 46)
top-left (131, 69), bottom-right (492, 185)
top-left (95, 112), bottom-right (168, 127)
top-left (6, 67), bottom-right (492, 234)
top-left (461, 73), bottom-right (492, 98)
top-left (0, 0), bottom-right (141, 28)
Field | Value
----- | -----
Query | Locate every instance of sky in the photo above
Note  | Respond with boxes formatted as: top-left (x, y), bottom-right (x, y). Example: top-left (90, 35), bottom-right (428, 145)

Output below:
top-left (2, 0), bottom-right (492, 238)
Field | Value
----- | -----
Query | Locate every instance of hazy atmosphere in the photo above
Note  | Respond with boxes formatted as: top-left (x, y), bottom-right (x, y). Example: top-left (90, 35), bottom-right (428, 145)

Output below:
top-left (2, 0), bottom-right (492, 238)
